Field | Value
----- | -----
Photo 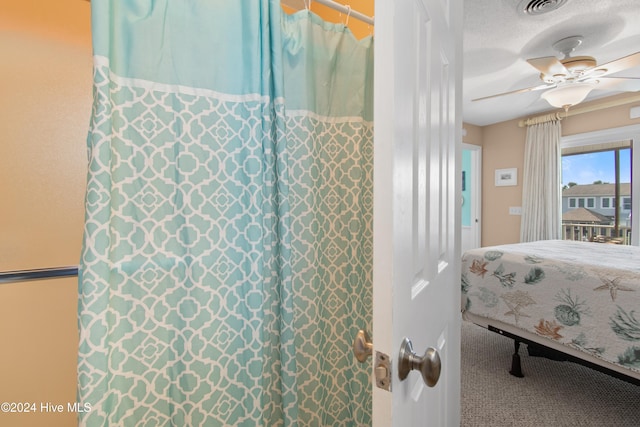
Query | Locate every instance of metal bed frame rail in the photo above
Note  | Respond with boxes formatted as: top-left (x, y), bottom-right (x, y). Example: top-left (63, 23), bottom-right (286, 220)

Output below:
top-left (0, 266), bottom-right (79, 284)
top-left (488, 325), bottom-right (640, 386)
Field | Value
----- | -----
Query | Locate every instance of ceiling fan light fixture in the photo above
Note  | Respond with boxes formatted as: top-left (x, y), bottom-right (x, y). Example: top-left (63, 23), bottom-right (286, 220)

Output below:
top-left (541, 82), bottom-right (595, 109)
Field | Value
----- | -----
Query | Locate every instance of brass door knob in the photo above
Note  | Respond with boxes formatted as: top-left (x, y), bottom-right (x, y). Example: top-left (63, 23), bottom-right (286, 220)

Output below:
top-left (353, 329), bottom-right (373, 363)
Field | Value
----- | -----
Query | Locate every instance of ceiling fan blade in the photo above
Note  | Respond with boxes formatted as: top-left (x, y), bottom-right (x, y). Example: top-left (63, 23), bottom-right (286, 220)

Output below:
top-left (527, 56), bottom-right (569, 77)
top-left (472, 83), bottom-right (552, 102)
top-left (592, 77), bottom-right (640, 92)
top-left (590, 51), bottom-right (640, 77)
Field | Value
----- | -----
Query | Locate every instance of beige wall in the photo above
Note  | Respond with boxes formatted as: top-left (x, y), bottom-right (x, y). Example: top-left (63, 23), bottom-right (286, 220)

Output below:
top-left (479, 93), bottom-right (640, 246)
top-left (0, 2), bottom-right (91, 426)
top-left (463, 122), bottom-right (483, 146)
top-left (562, 93), bottom-right (640, 136)
top-left (479, 118), bottom-right (527, 246)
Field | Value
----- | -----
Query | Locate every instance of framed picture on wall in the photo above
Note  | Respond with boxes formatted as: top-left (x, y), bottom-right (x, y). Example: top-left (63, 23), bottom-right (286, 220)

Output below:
top-left (495, 168), bottom-right (517, 186)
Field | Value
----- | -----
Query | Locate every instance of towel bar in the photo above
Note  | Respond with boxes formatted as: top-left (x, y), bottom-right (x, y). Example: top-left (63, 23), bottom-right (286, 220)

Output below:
top-left (0, 266), bottom-right (79, 284)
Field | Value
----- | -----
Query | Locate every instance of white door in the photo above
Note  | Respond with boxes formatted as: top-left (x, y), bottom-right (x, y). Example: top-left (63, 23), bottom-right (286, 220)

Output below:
top-left (372, 0), bottom-right (462, 425)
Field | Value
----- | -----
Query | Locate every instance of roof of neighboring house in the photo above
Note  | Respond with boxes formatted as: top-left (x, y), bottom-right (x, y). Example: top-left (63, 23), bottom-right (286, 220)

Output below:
top-left (562, 183), bottom-right (630, 197)
top-left (562, 207), bottom-right (611, 223)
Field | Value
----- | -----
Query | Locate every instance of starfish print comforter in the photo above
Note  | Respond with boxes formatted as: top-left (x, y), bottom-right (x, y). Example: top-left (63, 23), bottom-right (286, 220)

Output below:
top-left (461, 240), bottom-right (640, 375)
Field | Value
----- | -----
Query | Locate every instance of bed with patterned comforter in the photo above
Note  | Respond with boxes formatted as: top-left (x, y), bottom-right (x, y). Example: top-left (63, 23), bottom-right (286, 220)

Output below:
top-left (461, 240), bottom-right (640, 381)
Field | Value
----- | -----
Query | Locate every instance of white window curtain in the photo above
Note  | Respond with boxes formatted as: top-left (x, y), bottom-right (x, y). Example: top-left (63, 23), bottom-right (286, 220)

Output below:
top-left (520, 119), bottom-right (562, 242)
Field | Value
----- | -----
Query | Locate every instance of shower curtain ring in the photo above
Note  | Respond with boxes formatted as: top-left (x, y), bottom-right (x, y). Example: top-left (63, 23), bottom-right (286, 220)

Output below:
top-left (345, 5), bottom-right (352, 26)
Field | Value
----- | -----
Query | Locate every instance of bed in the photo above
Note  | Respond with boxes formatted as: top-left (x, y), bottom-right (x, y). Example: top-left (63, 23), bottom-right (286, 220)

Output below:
top-left (461, 240), bottom-right (640, 384)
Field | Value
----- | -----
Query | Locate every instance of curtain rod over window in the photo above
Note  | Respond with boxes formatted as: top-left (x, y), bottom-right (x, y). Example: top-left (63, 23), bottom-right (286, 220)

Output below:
top-left (287, 0), bottom-right (375, 25)
top-left (518, 93), bottom-right (640, 127)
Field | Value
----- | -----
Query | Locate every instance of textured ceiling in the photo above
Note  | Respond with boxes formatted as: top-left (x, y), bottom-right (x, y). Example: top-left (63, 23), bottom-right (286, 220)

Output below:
top-left (463, 0), bottom-right (640, 126)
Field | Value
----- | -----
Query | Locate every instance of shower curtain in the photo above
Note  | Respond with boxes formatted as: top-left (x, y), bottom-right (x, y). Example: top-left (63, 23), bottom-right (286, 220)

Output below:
top-left (78, 1), bottom-right (373, 426)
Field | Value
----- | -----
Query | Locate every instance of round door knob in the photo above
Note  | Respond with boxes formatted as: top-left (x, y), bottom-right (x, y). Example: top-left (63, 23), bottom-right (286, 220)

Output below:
top-left (398, 337), bottom-right (441, 387)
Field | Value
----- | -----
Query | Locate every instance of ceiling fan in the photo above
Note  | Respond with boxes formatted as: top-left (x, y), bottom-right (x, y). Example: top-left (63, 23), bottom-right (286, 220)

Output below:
top-left (473, 36), bottom-right (640, 110)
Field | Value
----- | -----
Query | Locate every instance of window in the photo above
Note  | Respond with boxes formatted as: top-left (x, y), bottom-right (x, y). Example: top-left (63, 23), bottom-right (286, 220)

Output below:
top-left (562, 143), bottom-right (632, 243)
top-left (568, 197), bottom-right (597, 209)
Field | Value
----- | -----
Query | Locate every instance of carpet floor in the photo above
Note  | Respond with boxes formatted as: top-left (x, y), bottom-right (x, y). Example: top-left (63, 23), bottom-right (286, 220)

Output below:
top-left (461, 321), bottom-right (640, 427)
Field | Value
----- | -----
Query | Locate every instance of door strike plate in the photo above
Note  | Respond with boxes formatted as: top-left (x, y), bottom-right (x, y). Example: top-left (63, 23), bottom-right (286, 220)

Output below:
top-left (374, 351), bottom-right (392, 391)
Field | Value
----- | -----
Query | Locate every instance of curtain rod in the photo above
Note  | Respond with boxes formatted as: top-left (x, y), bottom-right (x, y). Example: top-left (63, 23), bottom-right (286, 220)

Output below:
top-left (518, 93), bottom-right (640, 127)
top-left (302, 0), bottom-right (374, 26)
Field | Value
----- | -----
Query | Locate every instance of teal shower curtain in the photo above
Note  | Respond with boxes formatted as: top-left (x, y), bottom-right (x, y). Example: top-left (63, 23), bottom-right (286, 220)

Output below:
top-left (78, 1), bottom-right (373, 426)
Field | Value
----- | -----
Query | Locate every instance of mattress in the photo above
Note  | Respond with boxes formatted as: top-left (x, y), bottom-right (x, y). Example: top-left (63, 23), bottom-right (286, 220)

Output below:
top-left (461, 240), bottom-right (640, 377)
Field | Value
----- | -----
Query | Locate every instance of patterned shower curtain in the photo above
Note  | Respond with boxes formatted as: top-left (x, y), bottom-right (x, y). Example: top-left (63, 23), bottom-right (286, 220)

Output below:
top-left (78, 1), bottom-right (373, 426)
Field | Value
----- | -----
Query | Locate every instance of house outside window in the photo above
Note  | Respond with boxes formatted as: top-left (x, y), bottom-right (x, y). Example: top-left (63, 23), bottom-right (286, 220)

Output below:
top-left (568, 197), bottom-right (597, 209)
top-left (561, 143), bottom-right (632, 244)
top-left (563, 186), bottom-right (631, 216)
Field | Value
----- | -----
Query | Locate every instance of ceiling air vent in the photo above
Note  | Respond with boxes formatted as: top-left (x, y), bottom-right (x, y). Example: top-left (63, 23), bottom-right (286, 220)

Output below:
top-left (517, 0), bottom-right (570, 16)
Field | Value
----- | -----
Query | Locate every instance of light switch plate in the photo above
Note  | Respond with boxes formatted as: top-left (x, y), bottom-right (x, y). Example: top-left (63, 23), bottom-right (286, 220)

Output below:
top-left (509, 206), bottom-right (522, 215)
